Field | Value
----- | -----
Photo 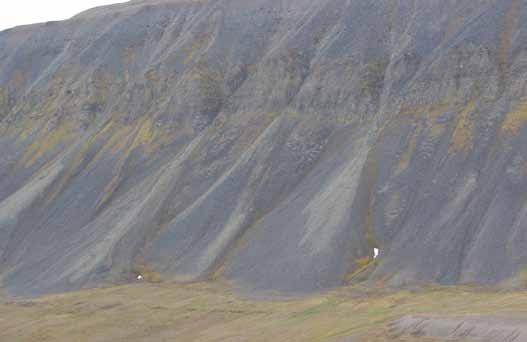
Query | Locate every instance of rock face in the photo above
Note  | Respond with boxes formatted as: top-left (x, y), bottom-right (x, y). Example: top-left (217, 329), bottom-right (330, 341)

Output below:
top-left (1, 0), bottom-right (527, 297)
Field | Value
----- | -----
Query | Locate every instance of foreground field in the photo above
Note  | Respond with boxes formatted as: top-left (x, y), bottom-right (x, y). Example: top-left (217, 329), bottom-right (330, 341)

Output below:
top-left (0, 282), bottom-right (526, 342)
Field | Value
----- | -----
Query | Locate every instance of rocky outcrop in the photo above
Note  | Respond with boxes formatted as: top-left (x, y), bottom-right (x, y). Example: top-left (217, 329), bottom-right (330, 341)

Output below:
top-left (1, 0), bottom-right (527, 296)
top-left (394, 315), bottom-right (527, 342)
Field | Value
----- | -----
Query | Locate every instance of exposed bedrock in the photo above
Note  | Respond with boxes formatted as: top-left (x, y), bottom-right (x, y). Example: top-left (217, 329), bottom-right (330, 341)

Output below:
top-left (393, 315), bottom-right (527, 342)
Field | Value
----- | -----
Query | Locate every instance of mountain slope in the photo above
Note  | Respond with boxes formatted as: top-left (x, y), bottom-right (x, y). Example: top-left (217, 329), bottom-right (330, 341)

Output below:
top-left (1, 0), bottom-right (527, 297)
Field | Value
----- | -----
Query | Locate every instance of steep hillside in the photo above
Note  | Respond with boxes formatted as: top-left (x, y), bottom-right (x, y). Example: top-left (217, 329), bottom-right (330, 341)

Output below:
top-left (1, 0), bottom-right (527, 297)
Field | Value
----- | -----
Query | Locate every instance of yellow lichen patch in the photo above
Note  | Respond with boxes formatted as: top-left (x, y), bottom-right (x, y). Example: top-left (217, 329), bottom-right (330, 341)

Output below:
top-left (130, 117), bottom-right (179, 156)
top-left (91, 115), bottom-right (176, 170)
top-left (45, 122), bottom-right (115, 204)
top-left (133, 265), bottom-right (163, 283)
top-left (19, 120), bottom-right (78, 168)
top-left (449, 101), bottom-right (477, 153)
top-left (420, 102), bottom-right (451, 136)
top-left (145, 68), bottom-right (158, 84)
top-left (16, 118), bottom-right (41, 143)
top-left (95, 130), bottom-right (138, 210)
top-left (363, 154), bottom-right (379, 253)
top-left (355, 256), bottom-right (372, 269)
top-left (87, 118), bottom-right (135, 159)
top-left (398, 123), bottom-right (421, 173)
top-left (395, 101), bottom-right (452, 170)
top-left (399, 98), bottom-right (452, 118)
top-left (0, 86), bottom-right (7, 112)
top-left (95, 117), bottom-right (164, 210)
top-left (400, 102), bottom-right (450, 137)
top-left (346, 256), bottom-right (376, 283)
top-left (108, 124), bottom-right (135, 154)
top-left (133, 117), bottom-right (155, 148)
top-left (428, 125), bottom-right (445, 140)
top-left (210, 263), bottom-right (227, 282)
top-left (45, 139), bottom-right (95, 204)
top-left (501, 102), bottom-right (527, 136)
top-left (95, 169), bottom-right (124, 210)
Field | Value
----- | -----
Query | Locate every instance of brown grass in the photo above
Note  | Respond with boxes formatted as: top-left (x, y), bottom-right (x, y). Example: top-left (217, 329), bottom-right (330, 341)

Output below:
top-left (1, 282), bottom-right (526, 342)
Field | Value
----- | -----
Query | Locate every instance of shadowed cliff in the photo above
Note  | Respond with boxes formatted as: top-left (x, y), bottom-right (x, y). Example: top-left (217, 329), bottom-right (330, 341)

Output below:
top-left (1, 0), bottom-right (527, 297)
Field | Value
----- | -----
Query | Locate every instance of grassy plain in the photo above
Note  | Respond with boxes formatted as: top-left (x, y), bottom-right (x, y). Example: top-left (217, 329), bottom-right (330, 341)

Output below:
top-left (1, 282), bottom-right (525, 342)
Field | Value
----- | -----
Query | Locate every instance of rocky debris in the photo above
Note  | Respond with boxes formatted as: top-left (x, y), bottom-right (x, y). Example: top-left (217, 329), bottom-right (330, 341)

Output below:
top-left (394, 315), bottom-right (527, 342)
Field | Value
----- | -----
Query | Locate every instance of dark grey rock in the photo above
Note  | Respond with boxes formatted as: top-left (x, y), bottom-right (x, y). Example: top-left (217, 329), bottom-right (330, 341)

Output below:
top-left (1, 0), bottom-right (527, 297)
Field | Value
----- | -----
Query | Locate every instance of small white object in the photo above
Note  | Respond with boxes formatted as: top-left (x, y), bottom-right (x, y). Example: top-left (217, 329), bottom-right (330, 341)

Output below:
top-left (373, 248), bottom-right (380, 259)
top-left (137, 274), bottom-right (143, 280)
